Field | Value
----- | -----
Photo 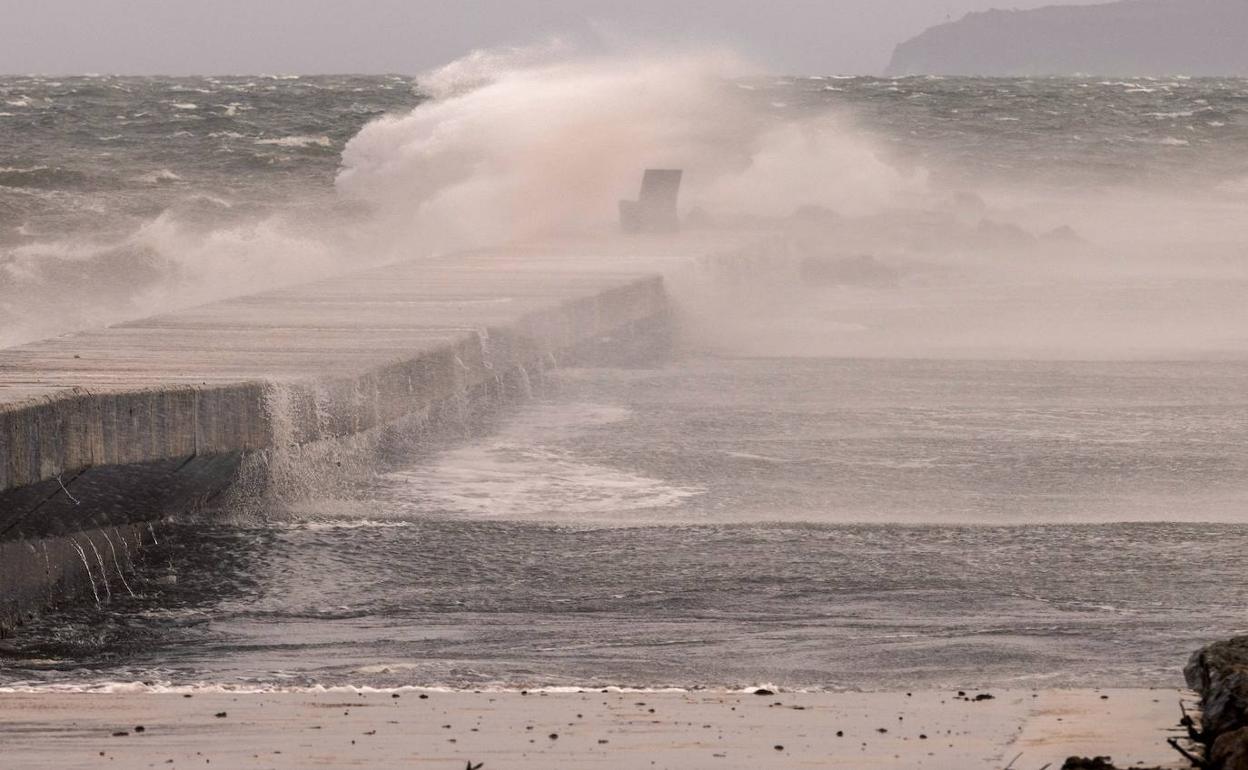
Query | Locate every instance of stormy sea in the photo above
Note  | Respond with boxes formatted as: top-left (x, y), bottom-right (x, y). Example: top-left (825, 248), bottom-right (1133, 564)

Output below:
top-left (4, 69), bottom-right (1248, 693)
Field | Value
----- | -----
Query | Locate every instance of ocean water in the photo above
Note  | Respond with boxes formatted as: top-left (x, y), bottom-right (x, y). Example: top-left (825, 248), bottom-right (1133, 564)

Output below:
top-left (5, 358), bottom-right (1248, 692)
top-left (0, 75), bottom-right (419, 345)
top-left (4, 74), bottom-right (1248, 347)
top-left (4, 74), bottom-right (1248, 692)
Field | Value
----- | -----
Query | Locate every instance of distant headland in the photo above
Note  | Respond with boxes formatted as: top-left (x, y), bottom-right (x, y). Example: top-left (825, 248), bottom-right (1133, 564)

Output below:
top-left (887, 0), bottom-right (1248, 77)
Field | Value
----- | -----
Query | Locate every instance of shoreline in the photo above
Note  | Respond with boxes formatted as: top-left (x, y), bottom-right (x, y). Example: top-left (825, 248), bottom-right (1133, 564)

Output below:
top-left (0, 687), bottom-right (1190, 769)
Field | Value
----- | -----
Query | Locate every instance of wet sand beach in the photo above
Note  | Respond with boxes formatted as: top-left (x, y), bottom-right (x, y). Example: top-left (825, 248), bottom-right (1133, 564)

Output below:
top-left (0, 688), bottom-right (1187, 769)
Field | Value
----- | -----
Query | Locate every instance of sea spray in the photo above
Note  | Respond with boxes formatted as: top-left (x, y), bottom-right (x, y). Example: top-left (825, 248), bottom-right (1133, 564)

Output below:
top-left (336, 48), bottom-right (921, 249)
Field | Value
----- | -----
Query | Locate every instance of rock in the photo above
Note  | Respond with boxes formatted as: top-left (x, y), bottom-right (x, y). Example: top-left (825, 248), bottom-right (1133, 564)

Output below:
top-left (939, 191), bottom-right (989, 220)
top-left (1213, 727), bottom-right (1248, 770)
top-left (975, 219), bottom-right (1035, 249)
top-left (1059, 755), bottom-right (1173, 770)
top-left (1187, 636), bottom-right (1248, 744)
top-left (1061, 758), bottom-right (1115, 770)
top-left (1041, 225), bottom-right (1082, 243)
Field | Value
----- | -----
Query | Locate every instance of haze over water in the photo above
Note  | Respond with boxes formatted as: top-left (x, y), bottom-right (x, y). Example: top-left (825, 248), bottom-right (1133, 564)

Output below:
top-left (4, 62), bottom-right (1248, 692)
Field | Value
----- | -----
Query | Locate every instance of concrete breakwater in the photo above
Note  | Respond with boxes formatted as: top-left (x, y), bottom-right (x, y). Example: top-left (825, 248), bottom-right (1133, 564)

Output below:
top-left (0, 245), bottom-right (673, 635)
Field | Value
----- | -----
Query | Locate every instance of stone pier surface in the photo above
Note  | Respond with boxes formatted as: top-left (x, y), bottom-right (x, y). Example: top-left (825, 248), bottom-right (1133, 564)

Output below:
top-left (0, 237), bottom-right (705, 633)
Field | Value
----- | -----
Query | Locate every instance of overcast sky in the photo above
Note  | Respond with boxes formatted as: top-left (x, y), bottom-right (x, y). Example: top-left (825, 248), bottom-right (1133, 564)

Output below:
top-left (2, 0), bottom-right (1108, 76)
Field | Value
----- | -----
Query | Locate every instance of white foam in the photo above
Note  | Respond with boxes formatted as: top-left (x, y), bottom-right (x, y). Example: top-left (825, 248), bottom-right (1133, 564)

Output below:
top-left (256, 135), bottom-right (333, 148)
top-left (133, 169), bottom-right (182, 184)
top-left (337, 47), bottom-right (920, 253)
top-left (382, 402), bottom-right (703, 519)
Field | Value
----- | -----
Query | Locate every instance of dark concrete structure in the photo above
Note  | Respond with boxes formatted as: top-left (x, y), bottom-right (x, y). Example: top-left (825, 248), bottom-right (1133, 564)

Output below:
top-left (620, 170), bottom-right (683, 234)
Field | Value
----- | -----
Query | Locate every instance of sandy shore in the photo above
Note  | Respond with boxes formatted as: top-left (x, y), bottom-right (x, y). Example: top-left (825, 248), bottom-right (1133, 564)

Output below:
top-left (0, 688), bottom-right (1188, 769)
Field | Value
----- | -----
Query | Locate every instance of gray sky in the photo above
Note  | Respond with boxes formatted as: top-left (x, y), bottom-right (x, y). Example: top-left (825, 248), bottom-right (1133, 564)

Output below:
top-left (2, 0), bottom-right (1108, 76)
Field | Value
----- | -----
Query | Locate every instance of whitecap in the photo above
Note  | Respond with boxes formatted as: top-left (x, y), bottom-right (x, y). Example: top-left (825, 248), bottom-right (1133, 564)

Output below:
top-left (133, 169), bottom-right (183, 184)
top-left (255, 135), bottom-right (333, 148)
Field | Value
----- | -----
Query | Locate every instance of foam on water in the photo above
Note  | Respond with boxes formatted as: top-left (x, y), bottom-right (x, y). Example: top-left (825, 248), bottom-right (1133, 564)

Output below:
top-left (380, 402), bottom-right (704, 519)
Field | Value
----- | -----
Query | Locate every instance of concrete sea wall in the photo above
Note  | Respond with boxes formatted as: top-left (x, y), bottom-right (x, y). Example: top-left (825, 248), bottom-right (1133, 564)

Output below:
top-left (0, 248), bottom-right (672, 634)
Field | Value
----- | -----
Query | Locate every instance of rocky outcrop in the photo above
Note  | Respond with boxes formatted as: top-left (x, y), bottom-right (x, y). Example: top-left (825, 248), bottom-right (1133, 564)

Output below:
top-left (1186, 636), bottom-right (1248, 768)
top-left (887, 0), bottom-right (1248, 77)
